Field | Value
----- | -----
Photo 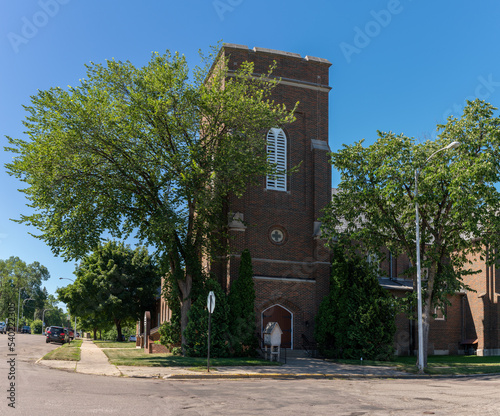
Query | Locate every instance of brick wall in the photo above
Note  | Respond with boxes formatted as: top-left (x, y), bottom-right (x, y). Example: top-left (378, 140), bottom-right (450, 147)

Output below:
top-left (462, 247), bottom-right (500, 355)
top-left (214, 44), bottom-right (332, 349)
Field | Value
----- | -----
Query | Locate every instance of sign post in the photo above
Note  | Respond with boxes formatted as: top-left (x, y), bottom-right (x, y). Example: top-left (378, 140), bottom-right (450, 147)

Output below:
top-left (207, 291), bottom-right (215, 373)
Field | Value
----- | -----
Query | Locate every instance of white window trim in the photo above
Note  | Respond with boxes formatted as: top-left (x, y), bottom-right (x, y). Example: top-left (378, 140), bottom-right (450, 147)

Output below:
top-left (266, 128), bottom-right (287, 191)
top-left (434, 306), bottom-right (446, 320)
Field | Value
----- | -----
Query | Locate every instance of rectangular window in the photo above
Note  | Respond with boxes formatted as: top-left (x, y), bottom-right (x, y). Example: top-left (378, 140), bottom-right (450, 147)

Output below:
top-left (266, 128), bottom-right (287, 191)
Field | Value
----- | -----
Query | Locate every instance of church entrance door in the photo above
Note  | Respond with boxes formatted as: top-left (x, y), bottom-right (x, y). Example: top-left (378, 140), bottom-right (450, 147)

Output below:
top-left (262, 305), bottom-right (293, 349)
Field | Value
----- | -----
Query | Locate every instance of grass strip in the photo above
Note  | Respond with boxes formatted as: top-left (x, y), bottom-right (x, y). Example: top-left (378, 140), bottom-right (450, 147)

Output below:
top-left (101, 348), bottom-right (280, 367)
top-left (329, 355), bottom-right (500, 375)
top-left (93, 340), bottom-right (137, 349)
top-left (43, 340), bottom-right (82, 361)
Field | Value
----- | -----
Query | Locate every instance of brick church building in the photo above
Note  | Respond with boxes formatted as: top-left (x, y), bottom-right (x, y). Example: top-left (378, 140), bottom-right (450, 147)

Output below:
top-left (151, 43), bottom-right (500, 357)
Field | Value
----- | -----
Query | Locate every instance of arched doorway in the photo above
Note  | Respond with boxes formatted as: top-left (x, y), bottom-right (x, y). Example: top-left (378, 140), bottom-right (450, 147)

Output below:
top-left (262, 305), bottom-right (293, 349)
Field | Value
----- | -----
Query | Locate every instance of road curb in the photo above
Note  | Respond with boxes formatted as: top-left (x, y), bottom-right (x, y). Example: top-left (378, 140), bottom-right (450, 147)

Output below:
top-left (37, 359), bottom-right (499, 380)
top-left (162, 372), bottom-right (420, 380)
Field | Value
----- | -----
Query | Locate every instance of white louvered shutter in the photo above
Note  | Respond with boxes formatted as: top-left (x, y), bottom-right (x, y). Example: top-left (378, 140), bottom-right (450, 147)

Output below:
top-left (266, 128), bottom-right (287, 191)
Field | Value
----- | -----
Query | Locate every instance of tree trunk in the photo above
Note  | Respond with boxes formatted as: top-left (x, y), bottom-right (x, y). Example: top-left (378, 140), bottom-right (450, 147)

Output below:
top-left (93, 327), bottom-right (97, 340)
top-left (115, 318), bottom-right (122, 342)
top-left (180, 297), bottom-right (192, 352)
top-left (422, 318), bottom-right (430, 368)
top-left (419, 262), bottom-right (436, 370)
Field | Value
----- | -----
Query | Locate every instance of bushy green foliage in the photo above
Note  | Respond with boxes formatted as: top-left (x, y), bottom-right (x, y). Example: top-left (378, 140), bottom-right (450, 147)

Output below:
top-left (183, 278), bottom-right (230, 357)
top-left (315, 245), bottom-right (396, 360)
top-left (170, 346), bottom-right (182, 356)
top-left (159, 255), bottom-right (182, 348)
top-left (227, 249), bottom-right (258, 356)
top-left (102, 325), bottom-right (136, 341)
top-left (159, 315), bottom-right (181, 348)
top-left (31, 319), bottom-right (43, 334)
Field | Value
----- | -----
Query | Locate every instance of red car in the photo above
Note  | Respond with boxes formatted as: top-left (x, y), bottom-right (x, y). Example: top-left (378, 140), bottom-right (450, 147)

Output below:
top-left (64, 328), bottom-right (74, 340)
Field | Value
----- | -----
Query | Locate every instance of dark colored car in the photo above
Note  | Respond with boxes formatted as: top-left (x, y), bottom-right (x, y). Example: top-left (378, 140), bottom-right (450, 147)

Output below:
top-left (21, 325), bottom-right (31, 334)
top-left (45, 326), bottom-right (69, 344)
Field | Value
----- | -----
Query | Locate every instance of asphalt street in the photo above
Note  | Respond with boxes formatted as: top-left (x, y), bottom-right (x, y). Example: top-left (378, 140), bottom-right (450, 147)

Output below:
top-left (1, 334), bottom-right (500, 415)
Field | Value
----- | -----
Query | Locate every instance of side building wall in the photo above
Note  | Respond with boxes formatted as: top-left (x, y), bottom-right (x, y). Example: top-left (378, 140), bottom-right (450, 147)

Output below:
top-left (462, 248), bottom-right (500, 356)
top-left (380, 251), bottom-right (465, 356)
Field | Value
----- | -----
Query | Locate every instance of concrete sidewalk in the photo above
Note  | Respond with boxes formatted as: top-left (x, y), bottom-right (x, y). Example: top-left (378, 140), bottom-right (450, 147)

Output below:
top-left (38, 338), bottom-right (121, 376)
top-left (38, 339), bottom-right (412, 380)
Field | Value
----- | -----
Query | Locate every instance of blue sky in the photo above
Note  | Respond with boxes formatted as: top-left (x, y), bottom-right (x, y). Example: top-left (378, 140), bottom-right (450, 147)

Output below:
top-left (1, 0), bottom-right (500, 304)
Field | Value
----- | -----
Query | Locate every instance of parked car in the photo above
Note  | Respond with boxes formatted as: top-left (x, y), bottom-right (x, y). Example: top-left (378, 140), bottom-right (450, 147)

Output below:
top-left (21, 325), bottom-right (31, 334)
top-left (0, 322), bottom-right (6, 334)
top-left (46, 326), bottom-right (69, 344)
top-left (64, 328), bottom-right (74, 340)
top-left (129, 335), bottom-right (137, 342)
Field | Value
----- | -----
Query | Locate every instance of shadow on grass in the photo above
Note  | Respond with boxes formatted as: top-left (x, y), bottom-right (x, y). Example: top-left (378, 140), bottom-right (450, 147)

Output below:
top-left (93, 340), bottom-right (137, 349)
top-left (328, 355), bottom-right (500, 375)
top-left (101, 348), bottom-right (280, 367)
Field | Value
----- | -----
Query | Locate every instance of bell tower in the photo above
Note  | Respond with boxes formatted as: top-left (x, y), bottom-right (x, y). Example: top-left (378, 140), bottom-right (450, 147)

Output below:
top-left (219, 44), bottom-right (332, 349)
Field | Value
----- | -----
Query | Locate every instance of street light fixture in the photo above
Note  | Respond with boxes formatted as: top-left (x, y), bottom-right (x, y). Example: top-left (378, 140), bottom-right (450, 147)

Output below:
top-left (41, 308), bottom-right (52, 335)
top-left (59, 278), bottom-right (77, 340)
top-left (415, 140), bottom-right (460, 373)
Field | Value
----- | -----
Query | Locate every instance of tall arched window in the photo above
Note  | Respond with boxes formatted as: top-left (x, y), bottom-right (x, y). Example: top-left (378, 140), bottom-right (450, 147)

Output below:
top-left (266, 128), bottom-right (287, 191)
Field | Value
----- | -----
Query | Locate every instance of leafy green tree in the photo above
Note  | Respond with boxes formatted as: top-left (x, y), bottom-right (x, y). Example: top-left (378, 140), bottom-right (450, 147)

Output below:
top-left (184, 278), bottom-right (230, 357)
top-left (5, 46), bottom-right (296, 349)
top-left (57, 241), bottom-right (159, 341)
top-left (0, 257), bottom-right (49, 323)
top-left (102, 324), bottom-right (136, 341)
top-left (227, 249), bottom-right (257, 356)
top-left (321, 99), bottom-right (500, 368)
top-left (77, 314), bottom-right (113, 340)
top-left (315, 245), bottom-right (396, 360)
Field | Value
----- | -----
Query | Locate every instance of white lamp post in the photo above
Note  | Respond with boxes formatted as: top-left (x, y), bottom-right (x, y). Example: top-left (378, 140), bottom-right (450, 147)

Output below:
top-left (16, 287), bottom-right (25, 333)
top-left (415, 140), bottom-right (459, 373)
top-left (59, 278), bottom-right (77, 339)
top-left (42, 308), bottom-right (52, 335)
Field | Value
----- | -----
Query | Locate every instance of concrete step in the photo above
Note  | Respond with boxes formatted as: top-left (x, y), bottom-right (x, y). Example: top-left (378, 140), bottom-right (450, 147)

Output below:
top-left (283, 349), bottom-right (309, 358)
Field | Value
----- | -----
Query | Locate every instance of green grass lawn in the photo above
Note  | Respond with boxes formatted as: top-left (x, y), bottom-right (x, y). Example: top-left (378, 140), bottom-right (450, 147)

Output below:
top-left (330, 355), bottom-right (500, 375)
top-left (101, 348), bottom-right (280, 368)
top-left (43, 340), bottom-right (82, 361)
top-left (93, 340), bottom-right (137, 349)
